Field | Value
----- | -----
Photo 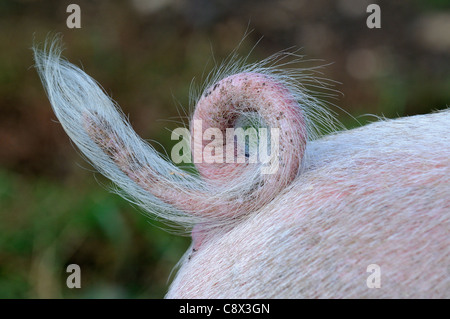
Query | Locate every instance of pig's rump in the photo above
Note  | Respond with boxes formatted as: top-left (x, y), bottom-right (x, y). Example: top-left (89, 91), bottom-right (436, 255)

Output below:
top-left (167, 110), bottom-right (450, 298)
top-left (32, 40), bottom-right (449, 298)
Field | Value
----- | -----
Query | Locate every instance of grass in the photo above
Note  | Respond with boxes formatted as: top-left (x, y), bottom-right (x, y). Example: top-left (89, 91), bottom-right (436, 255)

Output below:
top-left (0, 169), bottom-right (190, 298)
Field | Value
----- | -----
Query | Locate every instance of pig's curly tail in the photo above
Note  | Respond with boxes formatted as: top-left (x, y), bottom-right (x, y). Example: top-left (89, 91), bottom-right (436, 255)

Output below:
top-left (34, 36), bottom-right (343, 232)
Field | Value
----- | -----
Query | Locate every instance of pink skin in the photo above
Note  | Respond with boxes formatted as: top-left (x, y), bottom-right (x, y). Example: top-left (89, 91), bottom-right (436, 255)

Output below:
top-left (192, 72), bottom-right (306, 184)
top-left (85, 73), bottom-right (307, 232)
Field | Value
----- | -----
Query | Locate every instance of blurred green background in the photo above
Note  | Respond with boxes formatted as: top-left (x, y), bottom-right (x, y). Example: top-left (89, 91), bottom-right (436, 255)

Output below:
top-left (0, 0), bottom-right (449, 298)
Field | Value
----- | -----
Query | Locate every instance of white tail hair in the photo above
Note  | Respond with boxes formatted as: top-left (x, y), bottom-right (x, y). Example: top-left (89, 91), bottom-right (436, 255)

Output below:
top-left (33, 36), bottom-right (343, 233)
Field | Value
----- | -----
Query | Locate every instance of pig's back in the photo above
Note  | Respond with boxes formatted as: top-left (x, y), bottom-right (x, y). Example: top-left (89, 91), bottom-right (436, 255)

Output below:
top-left (167, 110), bottom-right (450, 298)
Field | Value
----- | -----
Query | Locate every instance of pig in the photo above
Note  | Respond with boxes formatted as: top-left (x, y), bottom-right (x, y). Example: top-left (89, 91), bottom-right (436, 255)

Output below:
top-left (34, 38), bottom-right (449, 298)
top-left (167, 108), bottom-right (450, 298)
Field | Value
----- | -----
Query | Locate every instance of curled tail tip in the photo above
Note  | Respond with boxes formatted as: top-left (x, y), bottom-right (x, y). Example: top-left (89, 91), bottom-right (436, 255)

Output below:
top-left (36, 39), bottom-right (339, 232)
